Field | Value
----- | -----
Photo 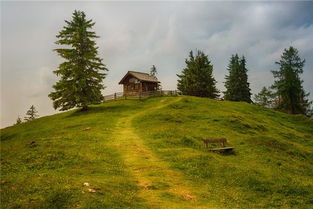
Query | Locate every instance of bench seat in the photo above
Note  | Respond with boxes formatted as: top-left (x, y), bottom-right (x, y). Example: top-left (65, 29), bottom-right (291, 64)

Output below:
top-left (203, 138), bottom-right (234, 152)
top-left (209, 147), bottom-right (234, 151)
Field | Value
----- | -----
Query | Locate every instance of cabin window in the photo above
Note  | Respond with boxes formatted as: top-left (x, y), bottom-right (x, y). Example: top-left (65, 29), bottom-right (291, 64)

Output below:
top-left (134, 84), bottom-right (139, 89)
top-left (127, 85), bottom-right (132, 90)
top-left (129, 78), bottom-right (138, 83)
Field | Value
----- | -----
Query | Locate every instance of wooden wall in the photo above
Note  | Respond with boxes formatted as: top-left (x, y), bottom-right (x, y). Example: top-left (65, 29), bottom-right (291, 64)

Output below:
top-left (121, 75), bottom-right (158, 95)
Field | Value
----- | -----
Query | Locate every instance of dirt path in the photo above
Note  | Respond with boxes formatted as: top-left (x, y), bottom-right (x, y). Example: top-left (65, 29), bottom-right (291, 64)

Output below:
top-left (111, 98), bottom-right (213, 209)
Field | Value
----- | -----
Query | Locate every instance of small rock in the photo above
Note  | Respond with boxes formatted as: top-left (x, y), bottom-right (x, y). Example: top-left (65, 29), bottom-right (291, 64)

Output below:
top-left (83, 127), bottom-right (91, 131)
top-left (83, 182), bottom-right (90, 187)
top-left (88, 188), bottom-right (97, 193)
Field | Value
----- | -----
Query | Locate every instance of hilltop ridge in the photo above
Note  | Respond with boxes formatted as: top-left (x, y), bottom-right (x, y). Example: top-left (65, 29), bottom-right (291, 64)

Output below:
top-left (1, 96), bottom-right (313, 209)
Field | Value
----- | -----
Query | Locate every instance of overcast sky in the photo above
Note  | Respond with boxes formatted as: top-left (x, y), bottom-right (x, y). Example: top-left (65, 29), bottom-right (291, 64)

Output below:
top-left (1, 1), bottom-right (313, 128)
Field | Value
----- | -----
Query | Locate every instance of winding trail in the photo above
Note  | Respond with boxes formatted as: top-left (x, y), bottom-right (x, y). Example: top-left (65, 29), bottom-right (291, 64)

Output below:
top-left (111, 98), bottom-right (213, 209)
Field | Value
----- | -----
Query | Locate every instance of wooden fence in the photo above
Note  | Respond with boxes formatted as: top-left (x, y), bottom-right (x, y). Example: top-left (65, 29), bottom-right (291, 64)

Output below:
top-left (103, 90), bottom-right (179, 102)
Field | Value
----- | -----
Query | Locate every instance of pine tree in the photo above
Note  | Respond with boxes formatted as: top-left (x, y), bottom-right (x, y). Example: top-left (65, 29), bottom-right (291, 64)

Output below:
top-left (177, 50), bottom-right (219, 98)
top-left (254, 87), bottom-right (274, 107)
top-left (150, 65), bottom-right (157, 78)
top-left (224, 55), bottom-right (239, 101)
top-left (239, 57), bottom-right (252, 103)
top-left (149, 65), bottom-right (161, 90)
top-left (224, 54), bottom-right (252, 103)
top-left (15, 116), bottom-right (22, 125)
top-left (24, 105), bottom-right (39, 121)
top-left (49, 10), bottom-right (108, 111)
top-left (271, 46), bottom-right (311, 114)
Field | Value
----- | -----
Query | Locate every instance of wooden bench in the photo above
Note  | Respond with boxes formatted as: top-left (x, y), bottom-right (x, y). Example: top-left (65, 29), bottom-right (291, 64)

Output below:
top-left (202, 138), bottom-right (234, 151)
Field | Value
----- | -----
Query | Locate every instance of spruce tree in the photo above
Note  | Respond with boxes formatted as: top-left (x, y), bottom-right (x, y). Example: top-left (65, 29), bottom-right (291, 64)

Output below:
top-left (15, 116), bottom-right (22, 125)
top-left (272, 46), bottom-right (311, 114)
top-left (254, 87), bottom-right (274, 107)
top-left (24, 105), bottom-right (39, 121)
top-left (150, 65), bottom-right (161, 90)
top-left (239, 57), bottom-right (252, 103)
top-left (224, 55), bottom-right (239, 101)
top-left (177, 50), bottom-right (219, 98)
top-left (150, 65), bottom-right (157, 78)
top-left (224, 54), bottom-right (252, 103)
top-left (49, 10), bottom-right (108, 111)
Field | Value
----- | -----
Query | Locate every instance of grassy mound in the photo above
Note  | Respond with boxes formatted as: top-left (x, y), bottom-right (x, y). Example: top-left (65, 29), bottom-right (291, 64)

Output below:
top-left (1, 96), bottom-right (312, 209)
top-left (133, 97), bottom-right (313, 208)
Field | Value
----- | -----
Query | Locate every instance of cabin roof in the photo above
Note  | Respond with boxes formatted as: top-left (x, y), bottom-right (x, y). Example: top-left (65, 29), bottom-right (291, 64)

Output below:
top-left (119, 71), bottom-right (160, 84)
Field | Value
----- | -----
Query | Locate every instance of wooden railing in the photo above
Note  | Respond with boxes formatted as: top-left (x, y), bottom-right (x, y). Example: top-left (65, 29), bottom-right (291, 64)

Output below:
top-left (103, 90), bottom-right (179, 102)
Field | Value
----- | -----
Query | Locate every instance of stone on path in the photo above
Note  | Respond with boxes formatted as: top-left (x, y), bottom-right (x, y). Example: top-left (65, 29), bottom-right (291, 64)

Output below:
top-left (83, 182), bottom-right (90, 187)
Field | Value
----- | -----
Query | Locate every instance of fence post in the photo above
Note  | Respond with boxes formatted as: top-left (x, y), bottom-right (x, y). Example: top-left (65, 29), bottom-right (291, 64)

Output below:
top-left (114, 93), bottom-right (117, 100)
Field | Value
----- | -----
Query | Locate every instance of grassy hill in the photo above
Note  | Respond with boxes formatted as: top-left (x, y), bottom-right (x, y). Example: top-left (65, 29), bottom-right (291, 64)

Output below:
top-left (1, 96), bottom-right (313, 209)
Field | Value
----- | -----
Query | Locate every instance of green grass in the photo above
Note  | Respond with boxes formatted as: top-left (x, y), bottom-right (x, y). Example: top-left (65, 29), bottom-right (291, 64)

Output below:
top-left (1, 96), bottom-right (313, 208)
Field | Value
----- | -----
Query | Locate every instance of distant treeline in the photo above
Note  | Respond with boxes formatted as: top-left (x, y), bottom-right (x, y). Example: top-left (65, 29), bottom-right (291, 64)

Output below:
top-left (176, 47), bottom-right (311, 116)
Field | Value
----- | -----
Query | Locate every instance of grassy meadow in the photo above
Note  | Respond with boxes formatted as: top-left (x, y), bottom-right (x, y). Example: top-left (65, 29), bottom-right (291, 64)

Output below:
top-left (1, 96), bottom-right (313, 209)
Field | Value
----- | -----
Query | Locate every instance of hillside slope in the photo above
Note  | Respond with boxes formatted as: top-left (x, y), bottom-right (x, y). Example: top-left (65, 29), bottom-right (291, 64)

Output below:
top-left (1, 96), bottom-right (313, 209)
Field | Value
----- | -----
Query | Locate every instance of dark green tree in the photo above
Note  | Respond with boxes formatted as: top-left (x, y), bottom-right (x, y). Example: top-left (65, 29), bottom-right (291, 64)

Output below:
top-left (24, 105), bottom-right (39, 121)
top-left (150, 65), bottom-right (157, 78)
top-left (272, 46), bottom-right (311, 114)
top-left (224, 54), bottom-right (252, 103)
top-left (15, 116), bottom-right (22, 125)
top-left (150, 65), bottom-right (161, 90)
top-left (177, 50), bottom-right (219, 98)
top-left (254, 86), bottom-right (275, 107)
top-left (49, 10), bottom-right (108, 111)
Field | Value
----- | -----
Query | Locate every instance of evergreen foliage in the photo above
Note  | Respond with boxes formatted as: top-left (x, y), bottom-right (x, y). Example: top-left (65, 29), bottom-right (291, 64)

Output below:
top-left (49, 10), bottom-right (108, 111)
top-left (150, 65), bottom-right (161, 90)
top-left (24, 105), bottom-right (39, 121)
top-left (15, 116), bottom-right (22, 125)
top-left (272, 46), bottom-right (311, 114)
top-left (177, 50), bottom-right (219, 98)
top-left (150, 65), bottom-right (157, 78)
top-left (224, 54), bottom-right (252, 103)
top-left (254, 86), bottom-right (275, 107)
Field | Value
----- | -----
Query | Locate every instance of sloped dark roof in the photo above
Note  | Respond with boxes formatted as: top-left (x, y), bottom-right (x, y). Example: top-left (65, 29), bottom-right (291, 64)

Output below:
top-left (119, 71), bottom-right (160, 84)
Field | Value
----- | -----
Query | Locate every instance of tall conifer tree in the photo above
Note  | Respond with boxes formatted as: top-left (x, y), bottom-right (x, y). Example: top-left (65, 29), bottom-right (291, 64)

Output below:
top-left (150, 65), bottom-right (157, 78)
top-left (224, 54), bottom-right (252, 103)
top-left (24, 105), bottom-right (39, 121)
top-left (272, 46), bottom-right (310, 114)
top-left (177, 50), bottom-right (219, 98)
top-left (49, 10), bottom-right (108, 111)
top-left (150, 65), bottom-right (161, 90)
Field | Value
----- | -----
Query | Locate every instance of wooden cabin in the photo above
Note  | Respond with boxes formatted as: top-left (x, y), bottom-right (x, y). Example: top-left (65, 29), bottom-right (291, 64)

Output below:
top-left (119, 71), bottom-right (160, 95)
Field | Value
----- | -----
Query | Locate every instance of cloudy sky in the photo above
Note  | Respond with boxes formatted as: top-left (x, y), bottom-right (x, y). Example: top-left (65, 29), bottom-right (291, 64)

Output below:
top-left (1, 1), bottom-right (313, 128)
